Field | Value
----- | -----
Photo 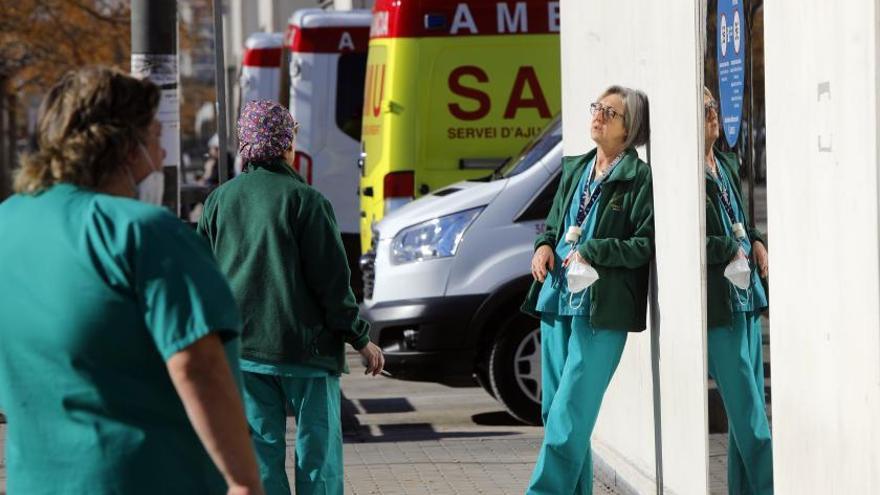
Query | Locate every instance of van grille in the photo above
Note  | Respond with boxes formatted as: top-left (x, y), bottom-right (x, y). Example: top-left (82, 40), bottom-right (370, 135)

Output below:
top-left (360, 236), bottom-right (378, 300)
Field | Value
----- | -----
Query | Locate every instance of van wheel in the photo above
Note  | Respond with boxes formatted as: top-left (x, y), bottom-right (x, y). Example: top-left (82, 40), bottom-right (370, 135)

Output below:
top-left (489, 314), bottom-right (542, 425)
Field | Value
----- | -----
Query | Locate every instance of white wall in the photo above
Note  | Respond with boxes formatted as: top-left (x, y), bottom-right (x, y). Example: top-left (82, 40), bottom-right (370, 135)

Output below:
top-left (561, 1), bottom-right (709, 494)
top-left (764, 1), bottom-right (880, 493)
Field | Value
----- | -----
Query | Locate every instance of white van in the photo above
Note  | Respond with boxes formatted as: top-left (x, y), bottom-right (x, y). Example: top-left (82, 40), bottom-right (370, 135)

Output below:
top-left (288, 9), bottom-right (372, 293)
top-left (360, 115), bottom-right (563, 424)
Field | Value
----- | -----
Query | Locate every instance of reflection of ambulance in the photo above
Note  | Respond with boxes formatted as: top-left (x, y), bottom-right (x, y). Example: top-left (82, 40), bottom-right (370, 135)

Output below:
top-left (288, 9), bottom-right (372, 291)
top-left (240, 33), bottom-right (285, 107)
top-left (359, 0), bottom-right (562, 251)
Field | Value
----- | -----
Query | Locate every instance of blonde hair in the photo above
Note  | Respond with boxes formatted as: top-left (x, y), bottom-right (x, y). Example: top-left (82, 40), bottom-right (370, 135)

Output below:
top-left (14, 67), bottom-right (160, 194)
top-left (703, 86), bottom-right (715, 101)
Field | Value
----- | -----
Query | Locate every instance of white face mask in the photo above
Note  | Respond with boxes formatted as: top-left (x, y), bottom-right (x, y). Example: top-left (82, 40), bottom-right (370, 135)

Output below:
top-left (129, 143), bottom-right (165, 206)
top-left (724, 258), bottom-right (751, 290)
top-left (566, 257), bottom-right (600, 309)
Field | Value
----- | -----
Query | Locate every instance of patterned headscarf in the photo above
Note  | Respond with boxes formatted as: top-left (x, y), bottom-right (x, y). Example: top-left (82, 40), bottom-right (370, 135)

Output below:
top-left (237, 100), bottom-right (298, 164)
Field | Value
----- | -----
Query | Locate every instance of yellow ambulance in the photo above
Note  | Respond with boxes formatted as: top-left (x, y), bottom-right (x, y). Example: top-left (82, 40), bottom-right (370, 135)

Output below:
top-left (359, 0), bottom-right (561, 251)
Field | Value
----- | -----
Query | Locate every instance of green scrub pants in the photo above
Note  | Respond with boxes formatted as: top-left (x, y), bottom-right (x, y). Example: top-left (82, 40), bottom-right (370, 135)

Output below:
top-left (241, 372), bottom-right (343, 495)
top-left (527, 313), bottom-right (628, 495)
top-left (708, 312), bottom-right (773, 495)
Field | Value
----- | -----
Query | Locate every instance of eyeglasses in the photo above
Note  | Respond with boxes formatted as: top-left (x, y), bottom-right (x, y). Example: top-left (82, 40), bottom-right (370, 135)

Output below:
top-left (704, 100), bottom-right (718, 116)
top-left (590, 102), bottom-right (625, 122)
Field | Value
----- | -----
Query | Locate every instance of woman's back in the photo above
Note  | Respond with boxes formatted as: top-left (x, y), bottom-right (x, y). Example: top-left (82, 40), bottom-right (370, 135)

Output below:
top-left (0, 184), bottom-right (239, 494)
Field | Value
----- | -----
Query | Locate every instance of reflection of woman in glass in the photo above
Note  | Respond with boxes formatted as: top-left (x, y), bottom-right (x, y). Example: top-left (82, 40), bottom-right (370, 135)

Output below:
top-left (704, 86), bottom-right (773, 495)
top-left (523, 85), bottom-right (653, 494)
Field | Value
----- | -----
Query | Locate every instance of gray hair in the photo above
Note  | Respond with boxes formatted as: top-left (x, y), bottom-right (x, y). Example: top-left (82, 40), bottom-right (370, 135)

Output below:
top-left (601, 85), bottom-right (650, 150)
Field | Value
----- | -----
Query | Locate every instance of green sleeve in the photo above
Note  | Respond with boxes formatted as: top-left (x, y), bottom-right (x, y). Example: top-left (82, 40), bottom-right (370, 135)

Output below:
top-left (297, 193), bottom-right (370, 350)
top-left (705, 199), bottom-right (740, 265)
top-left (705, 160), bottom-right (745, 264)
top-left (706, 234), bottom-right (740, 265)
top-left (534, 162), bottom-right (568, 251)
top-left (132, 210), bottom-right (241, 360)
top-left (578, 166), bottom-right (654, 269)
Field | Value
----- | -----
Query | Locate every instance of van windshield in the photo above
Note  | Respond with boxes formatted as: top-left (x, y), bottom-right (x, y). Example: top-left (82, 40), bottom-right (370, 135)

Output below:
top-left (494, 114), bottom-right (562, 179)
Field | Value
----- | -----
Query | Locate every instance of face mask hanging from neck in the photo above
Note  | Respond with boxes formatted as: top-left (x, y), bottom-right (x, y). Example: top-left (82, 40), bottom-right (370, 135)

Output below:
top-left (130, 143), bottom-right (165, 206)
top-left (566, 256), bottom-right (600, 310)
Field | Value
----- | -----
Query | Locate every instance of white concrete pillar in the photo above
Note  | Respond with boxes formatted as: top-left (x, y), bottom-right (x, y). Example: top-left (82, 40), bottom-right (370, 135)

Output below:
top-left (764, 1), bottom-right (880, 492)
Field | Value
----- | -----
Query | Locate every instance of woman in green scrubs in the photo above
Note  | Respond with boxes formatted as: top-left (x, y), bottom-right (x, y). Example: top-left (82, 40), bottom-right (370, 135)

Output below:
top-left (197, 100), bottom-right (385, 495)
top-left (703, 87), bottom-right (773, 495)
top-left (522, 85), bottom-right (653, 495)
top-left (0, 67), bottom-right (262, 495)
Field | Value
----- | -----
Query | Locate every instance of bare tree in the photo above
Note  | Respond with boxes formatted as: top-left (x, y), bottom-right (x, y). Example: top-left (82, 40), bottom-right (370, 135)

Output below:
top-left (0, 0), bottom-right (132, 198)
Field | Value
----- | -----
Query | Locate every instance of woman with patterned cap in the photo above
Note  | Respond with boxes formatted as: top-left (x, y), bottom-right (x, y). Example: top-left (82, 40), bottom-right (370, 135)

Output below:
top-left (197, 100), bottom-right (384, 495)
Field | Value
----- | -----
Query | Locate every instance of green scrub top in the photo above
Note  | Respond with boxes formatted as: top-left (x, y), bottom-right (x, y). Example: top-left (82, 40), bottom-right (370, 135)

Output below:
top-left (536, 157), bottom-right (602, 315)
top-left (0, 184), bottom-right (243, 495)
top-left (708, 155), bottom-right (768, 312)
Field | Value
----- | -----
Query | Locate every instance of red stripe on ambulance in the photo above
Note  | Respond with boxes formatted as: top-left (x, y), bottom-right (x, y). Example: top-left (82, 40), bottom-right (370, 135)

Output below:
top-left (370, 0), bottom-right (560, 39)
top-left (242, 48), bottom-right (283, 68)
top-left (288, 26), bottom-right (370, 53)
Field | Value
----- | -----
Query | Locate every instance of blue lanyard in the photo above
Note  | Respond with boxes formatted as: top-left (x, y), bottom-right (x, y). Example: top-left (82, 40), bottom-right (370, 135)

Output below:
top-left (711, 167), bottom-right (738, 225)
top-left (575, 154), bottom-right (623, 227)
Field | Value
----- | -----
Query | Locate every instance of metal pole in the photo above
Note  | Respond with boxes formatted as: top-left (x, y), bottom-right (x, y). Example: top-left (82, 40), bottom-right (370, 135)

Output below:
top-left (647, 141), bottom-right (664, 495)
top-left (212, 0), bottom-right (230, 184)
top-left (131, 0), bottom-right (181, 215)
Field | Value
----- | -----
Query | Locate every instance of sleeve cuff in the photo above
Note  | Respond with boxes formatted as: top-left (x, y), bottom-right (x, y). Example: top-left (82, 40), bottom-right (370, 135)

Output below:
top-left (350, 334), bottom-right (370, 351)
top-left (751, 232), bottom-right (767, 248)
top-left (578, 240), bottom-right (596, 264)
top-left (725, 238), bottom-right (740, 260)
top-left (160, 326), bottom-right (237, 362)
top-left (534, 238), bottom-right (554, 251)
top-left (345, 317), bottom-right (371, 350)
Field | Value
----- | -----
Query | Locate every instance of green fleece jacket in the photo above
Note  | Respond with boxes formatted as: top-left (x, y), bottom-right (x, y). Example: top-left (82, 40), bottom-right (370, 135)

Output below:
top-left (706, 150), bottom-right (767, 327)
top-left (521, 148), bottom-right (655, 331)
top-left (197, 159), bottom-right (370, 374)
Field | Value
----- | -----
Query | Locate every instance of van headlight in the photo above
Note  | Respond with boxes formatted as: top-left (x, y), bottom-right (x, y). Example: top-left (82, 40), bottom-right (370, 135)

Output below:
top-left (390, 207), bottom-right (484, 265)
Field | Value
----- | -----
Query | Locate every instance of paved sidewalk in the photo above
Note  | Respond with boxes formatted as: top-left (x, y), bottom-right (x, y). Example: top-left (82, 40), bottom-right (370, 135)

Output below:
top-left (0, 349), bottom-right (742, 494)
top-left (0, 424), bottom-right (619, 495)
top-left (0, 403), bottom-right (738, 495)
top-left (342, 434), bottom-right (612, 494)
top-left (0, 353), bottom-right (623, 495)
top-left (709, 433), bottom-right (729, 495)
top-left (332, 353), bottom-right (621, 495)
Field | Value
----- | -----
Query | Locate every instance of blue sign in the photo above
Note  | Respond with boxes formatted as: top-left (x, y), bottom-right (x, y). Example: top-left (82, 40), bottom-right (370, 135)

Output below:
top-left (717, 0), bottom-right (746, 147)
